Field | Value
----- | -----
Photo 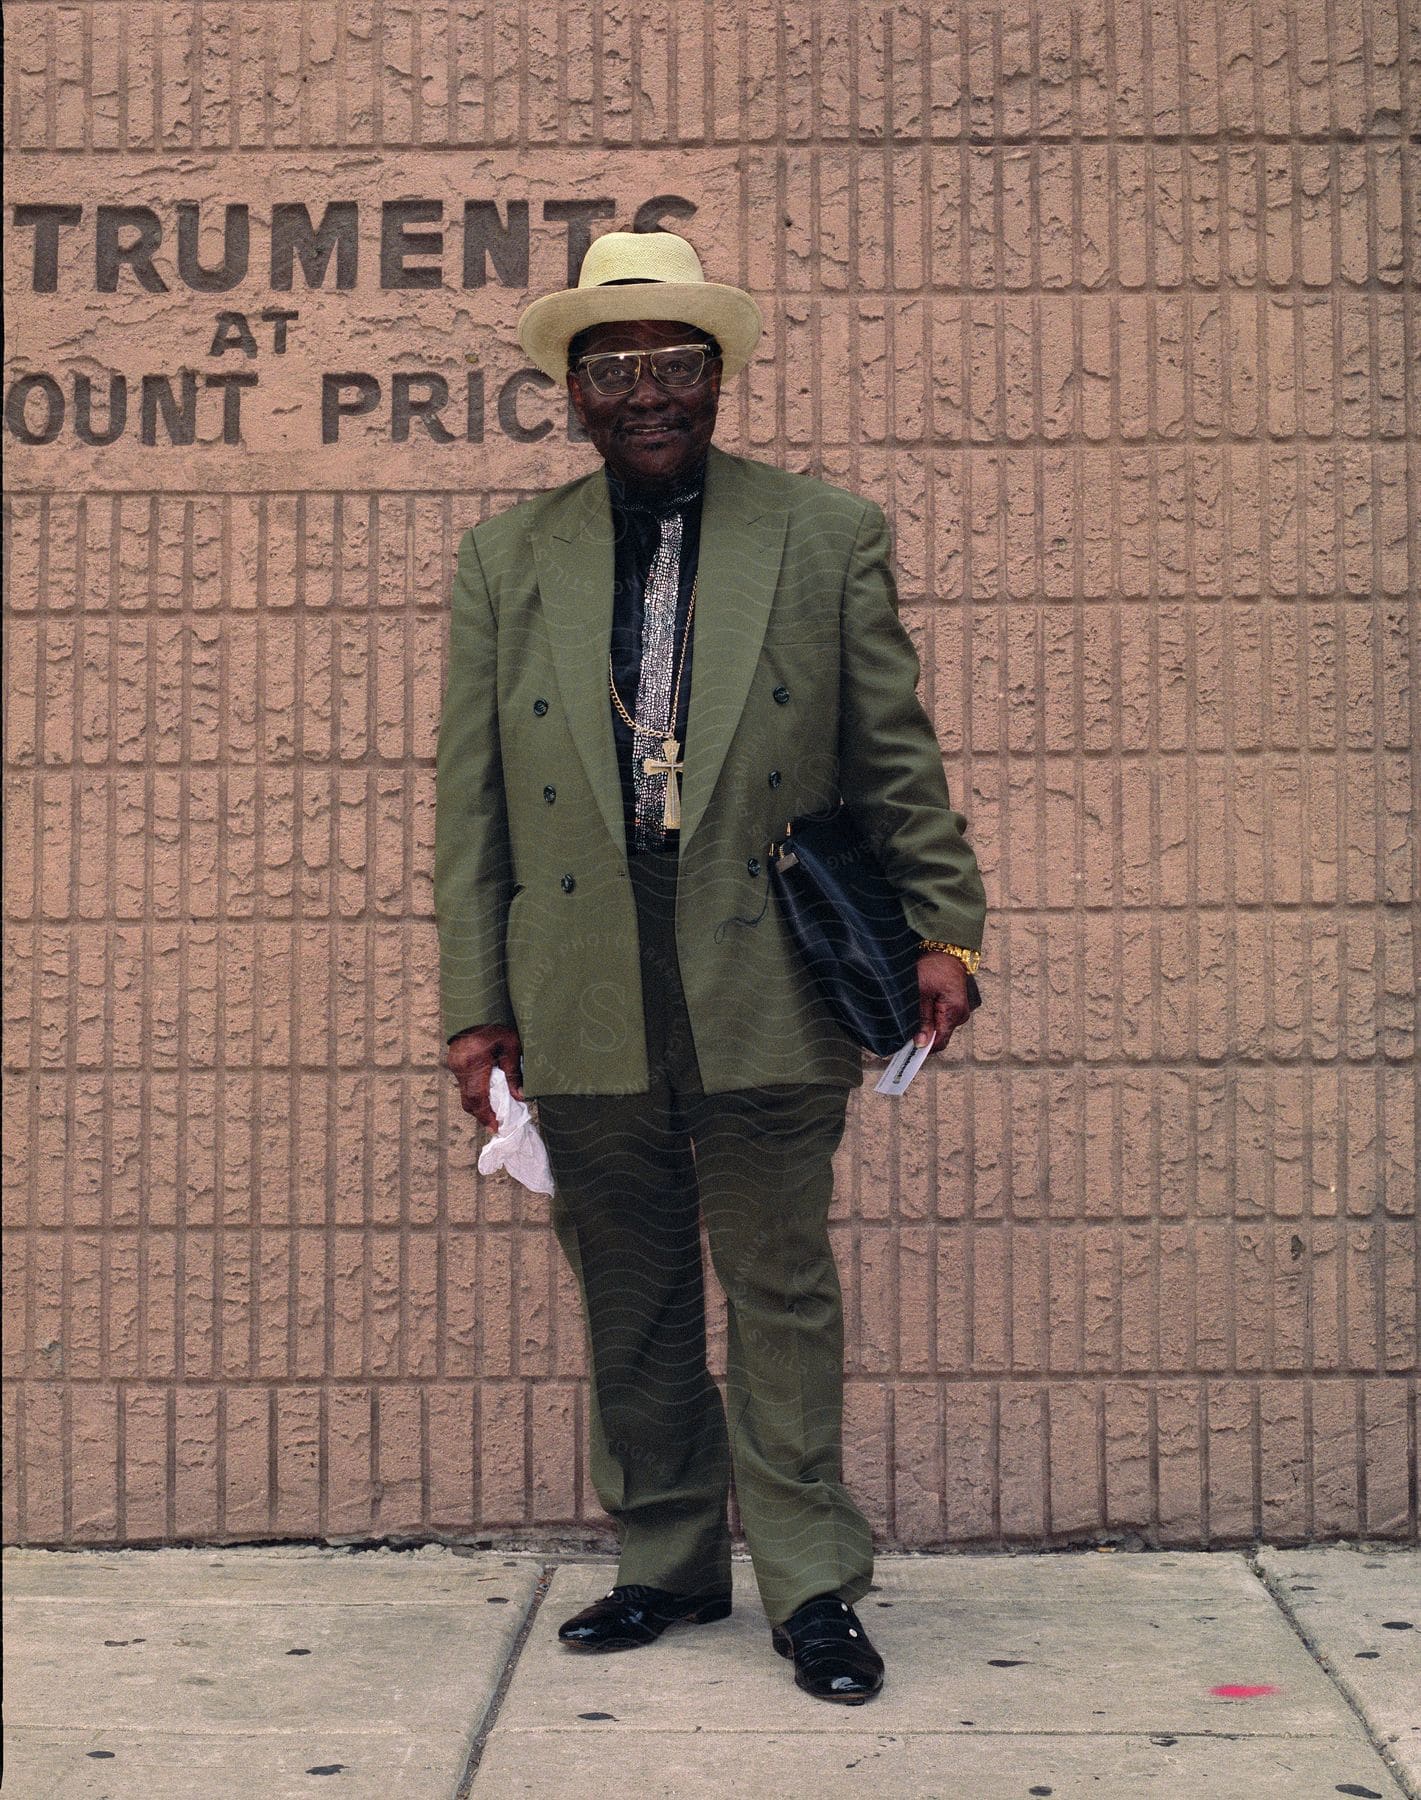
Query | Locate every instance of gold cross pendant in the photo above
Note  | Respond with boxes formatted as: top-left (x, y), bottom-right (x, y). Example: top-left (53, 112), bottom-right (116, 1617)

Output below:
top-left (641, 734), bottom-right (684, 829)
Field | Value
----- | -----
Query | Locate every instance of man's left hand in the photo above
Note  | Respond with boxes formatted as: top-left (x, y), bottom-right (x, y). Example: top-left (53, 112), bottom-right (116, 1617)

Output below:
top-left (915, 953), bottom-right (972, 1052)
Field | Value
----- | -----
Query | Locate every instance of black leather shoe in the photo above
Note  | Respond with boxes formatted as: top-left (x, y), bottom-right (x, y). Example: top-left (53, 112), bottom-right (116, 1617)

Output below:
top-left (557, 1583), bottom-right (732, 1652)
top-left (771, 1593), bottom-right (885, 1703)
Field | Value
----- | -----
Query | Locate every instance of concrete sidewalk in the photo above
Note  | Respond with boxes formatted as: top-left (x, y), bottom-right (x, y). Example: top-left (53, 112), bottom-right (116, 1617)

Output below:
top-left (3, 1545), bottom-right (1416, 1800)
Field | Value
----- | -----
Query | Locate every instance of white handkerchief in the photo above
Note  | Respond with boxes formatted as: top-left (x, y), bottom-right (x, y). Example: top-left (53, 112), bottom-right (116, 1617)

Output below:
top-left (477, 1066), bottom-right (555, 1194)
top-left (873, 1037), bottom-right (934, 1096)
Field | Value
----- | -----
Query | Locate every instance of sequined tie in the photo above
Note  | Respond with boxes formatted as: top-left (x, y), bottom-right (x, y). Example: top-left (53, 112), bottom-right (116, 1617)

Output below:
top-left (630, 507), bottom-right (687, 851)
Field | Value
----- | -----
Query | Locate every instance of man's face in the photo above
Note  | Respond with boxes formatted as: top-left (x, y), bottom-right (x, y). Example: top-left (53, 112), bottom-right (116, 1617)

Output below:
top-left (566, 318), bottom-right (722, 490)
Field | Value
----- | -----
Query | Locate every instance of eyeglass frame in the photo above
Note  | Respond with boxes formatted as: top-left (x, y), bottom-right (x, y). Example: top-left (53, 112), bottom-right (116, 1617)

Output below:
top-left (570, 342), bottom-right (723, 396)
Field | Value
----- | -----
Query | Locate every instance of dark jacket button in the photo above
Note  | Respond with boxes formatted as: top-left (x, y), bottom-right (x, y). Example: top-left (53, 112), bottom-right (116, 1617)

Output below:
top-left (772, 685), bottom-right (790, 705)
top-left (746, 857), bottom-right (761, 877)
top-left (533, 697), bottom-right (549, 715)
top-left (768, 769), bottom-right (782, 788)
top-left (560, 873), bottom-right (576, 893)
top-left (543, 785), bottom-right (556, 803)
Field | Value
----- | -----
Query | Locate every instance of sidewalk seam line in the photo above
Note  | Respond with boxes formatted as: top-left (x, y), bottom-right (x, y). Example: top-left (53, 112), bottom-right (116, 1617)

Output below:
top-left (451, 1726), bottom-right (1392, 1741)
top-left (2, 1597), bottom-right (533, 1608)
top-left (453, 1560), bottom-right (556, 1798)
top-left (1245, 1551), bottom-right (1418, 1800)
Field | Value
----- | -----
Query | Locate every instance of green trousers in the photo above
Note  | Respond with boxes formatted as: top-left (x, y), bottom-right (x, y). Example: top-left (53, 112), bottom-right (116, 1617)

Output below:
top-left (535, 846), bottom-right (873, 1627)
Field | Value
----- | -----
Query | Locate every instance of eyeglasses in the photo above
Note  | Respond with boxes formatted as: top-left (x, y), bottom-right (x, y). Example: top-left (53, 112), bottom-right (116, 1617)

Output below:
top-left (573, 343), bottom-right (721, 397)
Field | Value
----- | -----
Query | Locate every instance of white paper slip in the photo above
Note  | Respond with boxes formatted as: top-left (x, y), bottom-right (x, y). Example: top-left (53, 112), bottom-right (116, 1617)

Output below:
top-left (873, 1037), bottom-right (934, 1096)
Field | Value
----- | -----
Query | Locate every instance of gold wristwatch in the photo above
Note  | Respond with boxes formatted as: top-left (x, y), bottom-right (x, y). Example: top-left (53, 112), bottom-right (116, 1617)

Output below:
top-left (917, 940), bottom-right (981, 974)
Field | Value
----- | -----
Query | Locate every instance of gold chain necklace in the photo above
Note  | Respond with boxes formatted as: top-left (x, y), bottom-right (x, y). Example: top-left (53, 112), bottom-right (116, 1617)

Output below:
top-left (608, 576), bottom-right (697, 830)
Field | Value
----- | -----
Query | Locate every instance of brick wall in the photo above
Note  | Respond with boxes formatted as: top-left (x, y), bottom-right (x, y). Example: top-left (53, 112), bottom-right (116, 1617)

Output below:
top-left (3, 2), bottom-right (1416, 1548)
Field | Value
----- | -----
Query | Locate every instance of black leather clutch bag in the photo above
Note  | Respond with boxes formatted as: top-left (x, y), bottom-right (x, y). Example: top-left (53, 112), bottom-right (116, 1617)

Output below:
top-left (768, 803), bottom-right (982, 1058)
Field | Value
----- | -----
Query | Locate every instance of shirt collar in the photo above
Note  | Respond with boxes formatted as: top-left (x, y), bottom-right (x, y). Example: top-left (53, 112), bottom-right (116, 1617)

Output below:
top-left (604, 458), bottom-right (707, 518)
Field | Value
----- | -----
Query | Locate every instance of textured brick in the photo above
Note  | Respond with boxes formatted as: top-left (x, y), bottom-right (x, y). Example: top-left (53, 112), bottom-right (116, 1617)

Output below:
top-left (530, 1381), bottom-right (576, 1523)
top-left (1363, 1379), bottom-right (1410, 1537)
top-left (22, 1382), bottom-right (66, 1544)
top-left (843, 1380), bottom-right (889, 1534)
top-left (1, 1381), bottom-right (18, 1541)
top-left (1048, 1382), bottom-right (1099, 1536)
top-left (998, 1382), bottom-right (1046, 1538)
top-left (1103, 1380), bottom-right (1151, 1529)
top-left (171, 1382), bottom-right (218, 1540)
top-left (942, 1383), bottom-right (994, 1541)
top-left (478, 1382), bottom-right (528, 1525)
top-left (1206, 1381), bottom-right (1256, 1543)
top-left (273, 1385), bottom-right (321, 1536)
top-left (1310, 1380), bottom-right (1360, 1538)
top-left (3, 0), bottom-right (1414, 1554)
top-left (221, 1375), bottom-right (268, 1533)
top-left (376, 1384), bottom-right (423, 1533)
top-left (1259, 1380), bottom-right (1308, 1539)
top-left (70, 1386), bottom-right (118, 1542)
top-left (893, 1381), bottom-right (944, 1541)
top-left (325, 1384), bottom-right (374, 1538)
top-left (426, 1383), bottom-right (474, 1525)
top-left (123, 1387), bottom-right (169, 1542)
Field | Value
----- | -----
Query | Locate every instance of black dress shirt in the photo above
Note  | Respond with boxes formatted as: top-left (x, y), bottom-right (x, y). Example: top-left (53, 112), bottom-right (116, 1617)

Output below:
top-left (606, 462), bottom-right (705, 854)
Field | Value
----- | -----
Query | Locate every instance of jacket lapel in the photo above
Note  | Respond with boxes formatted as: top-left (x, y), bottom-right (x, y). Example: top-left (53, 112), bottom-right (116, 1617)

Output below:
top-left (530, 475), bottom-right (626, 853)
top-left (678, 446), bottom-right (786, 851)
top-left (528, 445), bottom-right (786, 860)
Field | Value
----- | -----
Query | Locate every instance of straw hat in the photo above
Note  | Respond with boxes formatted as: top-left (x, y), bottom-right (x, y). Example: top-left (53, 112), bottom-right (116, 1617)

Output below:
top-left (517, 230), bottom-right (762, 383)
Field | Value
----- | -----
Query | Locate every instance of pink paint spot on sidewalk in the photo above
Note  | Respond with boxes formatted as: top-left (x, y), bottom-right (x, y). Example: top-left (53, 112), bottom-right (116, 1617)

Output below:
top-left (1211, 1684), bottom-right (1279, 1699)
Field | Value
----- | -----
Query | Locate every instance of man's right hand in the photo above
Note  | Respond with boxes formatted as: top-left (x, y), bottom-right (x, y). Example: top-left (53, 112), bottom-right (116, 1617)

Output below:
top-left (446, 1024), bottom-right (524, 1131)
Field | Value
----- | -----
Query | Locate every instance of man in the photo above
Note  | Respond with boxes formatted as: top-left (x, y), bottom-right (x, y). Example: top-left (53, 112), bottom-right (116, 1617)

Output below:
top-left (435, 230), bottom-right (986, 1704)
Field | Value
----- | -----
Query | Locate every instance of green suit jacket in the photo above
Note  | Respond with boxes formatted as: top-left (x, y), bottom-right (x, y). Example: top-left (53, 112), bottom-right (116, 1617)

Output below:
top-left (434, 443), bottom-right (987, 1097)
